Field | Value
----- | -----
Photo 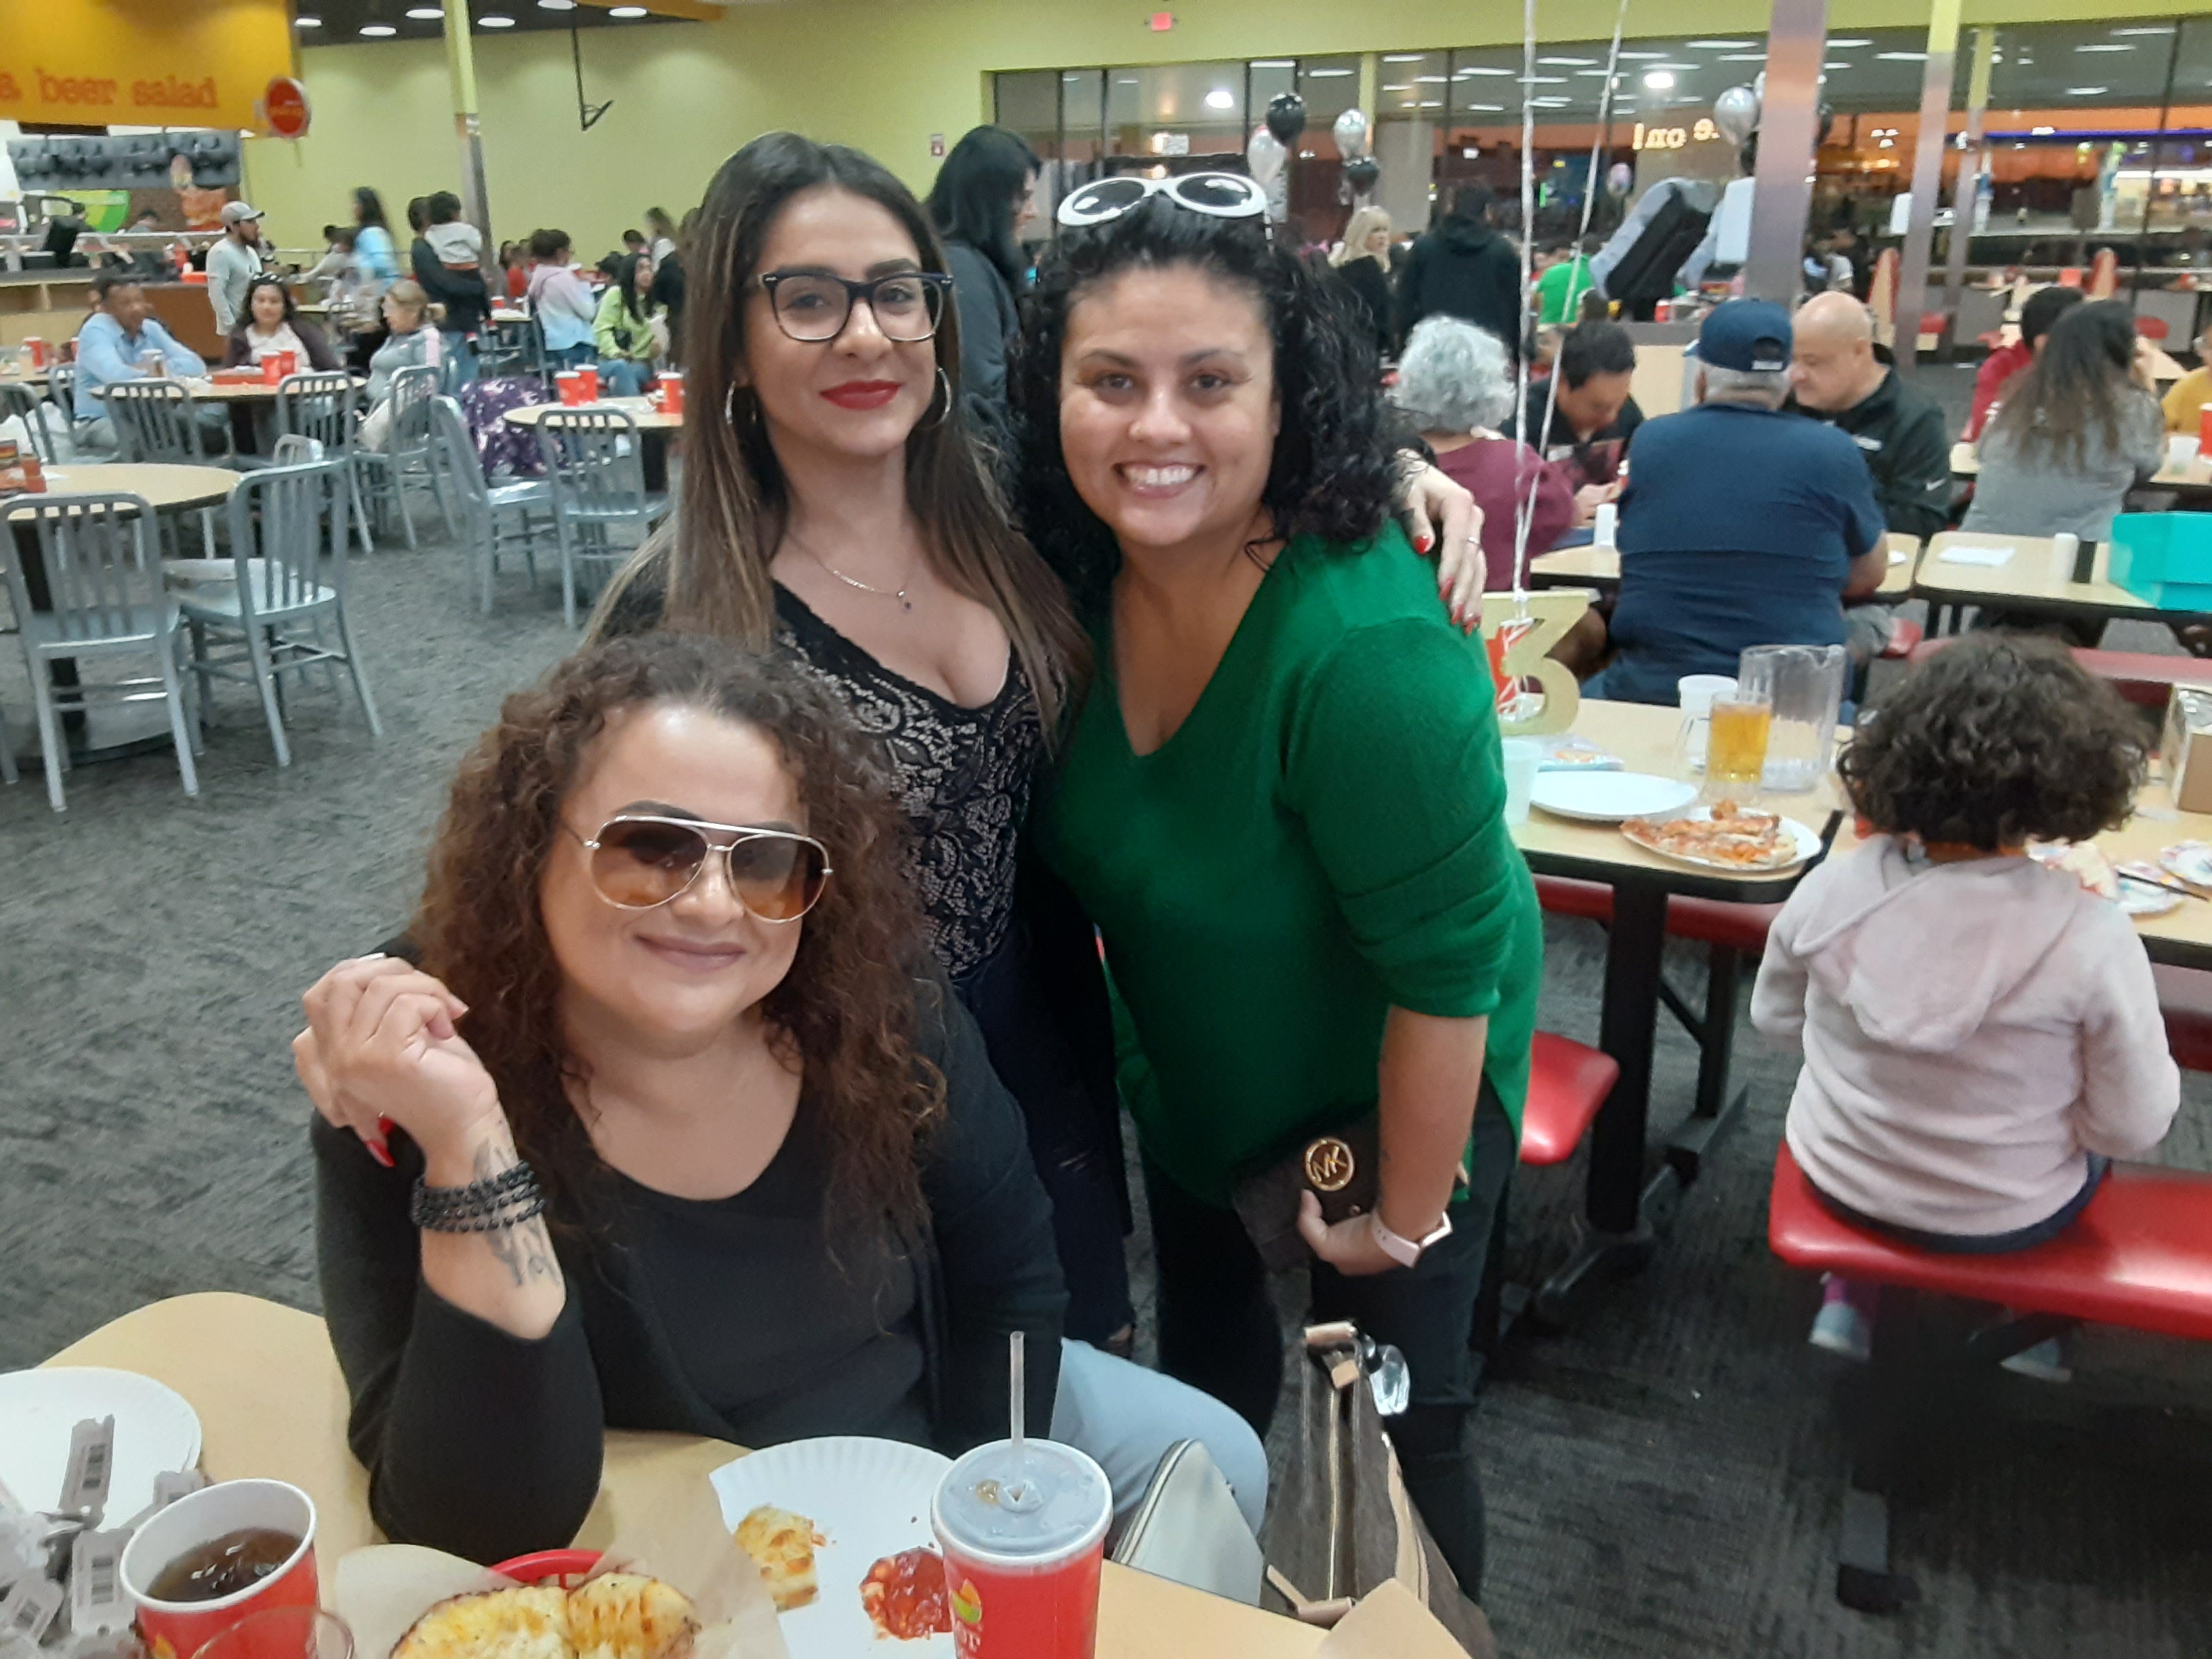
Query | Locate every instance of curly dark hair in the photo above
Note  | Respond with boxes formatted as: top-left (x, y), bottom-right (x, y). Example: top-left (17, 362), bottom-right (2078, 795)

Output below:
top-left (1842, 632), bottom-right (2146, 851)
top-left (409, 633), bottom-right (943, 1235)
top-left (1006, 195), bottom-right (1397, 617)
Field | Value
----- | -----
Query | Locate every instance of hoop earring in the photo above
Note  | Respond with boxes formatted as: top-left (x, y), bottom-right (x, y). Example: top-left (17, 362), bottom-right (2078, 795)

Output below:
top-left (724, 384), bottom-right (764, 432)
top-left (921, 366), bottom-right (953, 430)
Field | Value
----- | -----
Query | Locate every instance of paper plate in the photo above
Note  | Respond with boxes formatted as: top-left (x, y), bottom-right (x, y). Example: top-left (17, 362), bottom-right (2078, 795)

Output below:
top-left (710, 1437), bottom-right (952, 1658)
top-left (1531, 771), bottom-right (1698, 823)
top-left (1621, 808), bottom-right (1823, 873)
top-left (0, 1367), bottom-right (201, 1521)
top-left (2160, 840), bottom-right (2212, 889)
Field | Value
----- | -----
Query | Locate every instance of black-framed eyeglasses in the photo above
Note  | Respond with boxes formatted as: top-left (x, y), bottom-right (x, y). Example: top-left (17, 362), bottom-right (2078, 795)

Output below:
top-left (755, 270), bottom-right (954, 344)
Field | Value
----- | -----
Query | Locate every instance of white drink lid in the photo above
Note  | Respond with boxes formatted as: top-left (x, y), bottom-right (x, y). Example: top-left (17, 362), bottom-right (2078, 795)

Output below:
top-left (932, 1438), bottom-right (1109, 1568)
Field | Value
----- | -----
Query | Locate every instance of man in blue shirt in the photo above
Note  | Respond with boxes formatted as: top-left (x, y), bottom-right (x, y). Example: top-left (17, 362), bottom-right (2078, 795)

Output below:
top-left (72, 272), bottom-right (207, 453)
top-left (1597, 298), bottom-right (1886, 705)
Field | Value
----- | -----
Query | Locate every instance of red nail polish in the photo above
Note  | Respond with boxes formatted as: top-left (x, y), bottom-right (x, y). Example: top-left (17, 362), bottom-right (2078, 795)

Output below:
top-left (1417, 534), bottom-right (1433, 552)
top-left (377, 1115), bottom-right (397, 1139)
top-left (367, 1136), bottom-right (395, 1169)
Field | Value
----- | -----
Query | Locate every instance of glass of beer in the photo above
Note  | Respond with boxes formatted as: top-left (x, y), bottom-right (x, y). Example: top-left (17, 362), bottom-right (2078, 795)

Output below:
top-left (1704, 693), bottom-right (1773, 796)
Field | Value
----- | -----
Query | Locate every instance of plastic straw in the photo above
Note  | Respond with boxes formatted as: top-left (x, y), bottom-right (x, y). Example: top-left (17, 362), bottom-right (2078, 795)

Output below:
top-left (1008, 1329), bottom-right (1026, 1462)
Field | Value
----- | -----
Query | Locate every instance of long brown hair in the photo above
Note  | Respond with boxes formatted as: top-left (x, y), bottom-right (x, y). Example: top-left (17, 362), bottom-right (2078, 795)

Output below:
top-left (411, 633), bottom-right (943, 1233)
top-left (590, 132), bottom-right (1084, 733)
top-left (1986, 299), bottom-right (2153, 470)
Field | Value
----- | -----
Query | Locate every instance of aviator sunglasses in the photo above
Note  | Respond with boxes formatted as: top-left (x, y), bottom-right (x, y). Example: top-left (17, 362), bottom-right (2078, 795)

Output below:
top-left (564, 813), bottom-right (832, 921)
top-left (1055, 171), bottom-right (1270, 229)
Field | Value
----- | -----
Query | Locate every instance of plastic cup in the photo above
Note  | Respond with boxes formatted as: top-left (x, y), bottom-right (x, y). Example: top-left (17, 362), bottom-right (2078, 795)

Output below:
top-left (933, 1438), bottom-right (1111, 1659)
top-left (25, 337), bottom-right (47, 369)
top-left (577, 365), bottom-right (600, 401)
top-left (658, 371), bottom-right (684, 417)
top-left (121, 1479), bottom-right (318, 1659)
top-left (1706, 695), bottom-right (1773, 793)
top-left (556, 371), bottom-right (587, 407)
top-left (1500, 737), bottom-right (1542, 827)
top-left (2169, 434), bottom-right (2199, 474)
top-left (191, 1608), bottom-right (351, 1659)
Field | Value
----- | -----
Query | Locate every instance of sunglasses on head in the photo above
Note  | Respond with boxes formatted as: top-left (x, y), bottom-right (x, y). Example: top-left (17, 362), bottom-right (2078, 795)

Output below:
top-left (564, 814), bottom-right (832, 921)
top-left (1056, 171), bottom-right (1270, 229)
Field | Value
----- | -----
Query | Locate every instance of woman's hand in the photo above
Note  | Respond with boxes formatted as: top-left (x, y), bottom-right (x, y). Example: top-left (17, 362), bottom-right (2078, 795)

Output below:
top-left (295, 956), bottom-right (497, 1170)
top-left (1571, 479), bottom-right (1622, 529)
top-left (1396, 459), bottom-right (1484, 631)
top-left (1296, 1192), bottom-right (1404, 1277)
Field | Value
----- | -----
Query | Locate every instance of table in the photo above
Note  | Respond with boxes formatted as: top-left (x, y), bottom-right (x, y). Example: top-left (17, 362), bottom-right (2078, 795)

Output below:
top-left (2092, 775), bottom-right (2212, 971)
top-left (46, 1294), bottom-right (1326, 1659)
top-left (1910, 528), bottom-right (2181, 635)
top-left (33, 462), bottom-right (243, 509)
top-left (1530, 533), bottom-right (1920, 601)
top-left (502, 395), bottom-right (682, 432)
top-left (1513, 700), bottom-right (1844, 1316)
top-left (1950, 438), bottom-right (2212, 496)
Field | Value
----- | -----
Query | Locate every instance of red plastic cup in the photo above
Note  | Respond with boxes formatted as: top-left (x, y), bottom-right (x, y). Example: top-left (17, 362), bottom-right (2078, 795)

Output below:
top-left (577, 365), bottom-right (600, 401)
top-left (24, 337), bottom-right (47, 369)
top-left (121, 1480), bottom-right (319, 1659)
top-left (556, 371), bottom-right (588, 407)
top-left (2198, 403), bottom-right (2212, 457)
top-left (933, 1439), bottom-right (1110, 1659)
top-left (657, 371), bottom-right (684, 417)
top-left (190, 1607), bottom-right (351, 1659)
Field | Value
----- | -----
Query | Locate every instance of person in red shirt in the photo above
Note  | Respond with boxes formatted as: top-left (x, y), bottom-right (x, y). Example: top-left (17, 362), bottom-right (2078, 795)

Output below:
top-left (1966, 283), bottom-right (2083, 440)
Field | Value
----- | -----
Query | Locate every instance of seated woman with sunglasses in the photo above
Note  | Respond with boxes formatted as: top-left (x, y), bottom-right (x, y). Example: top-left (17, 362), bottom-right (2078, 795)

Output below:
top-left (296, 634), bottom-right (1266, 1564)
top-left (1012, 172), bottom-right (1542, 1605)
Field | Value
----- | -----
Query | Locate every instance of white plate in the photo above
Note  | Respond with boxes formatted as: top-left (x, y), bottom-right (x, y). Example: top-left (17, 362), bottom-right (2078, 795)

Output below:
top-left (0, 1367), bottom-right (201, 1521)
top-left (2160, 840), bottom-right (2212, 888)
top-left (710, 1437), bottom-right (952, 1658)
top-left (1620, 808), bottom-right (1824, 874)
top-left (1531, 771), bottom-right (1698, 823)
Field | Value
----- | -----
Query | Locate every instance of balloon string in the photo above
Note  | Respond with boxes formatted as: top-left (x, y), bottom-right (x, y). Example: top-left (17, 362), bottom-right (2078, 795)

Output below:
top-left (1508, 0), bottom-right (1538, 612)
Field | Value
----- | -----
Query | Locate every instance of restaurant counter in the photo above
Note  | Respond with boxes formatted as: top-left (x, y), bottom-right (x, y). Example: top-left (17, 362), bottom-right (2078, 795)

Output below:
top-left (0, 272), bottom-right (224, 360)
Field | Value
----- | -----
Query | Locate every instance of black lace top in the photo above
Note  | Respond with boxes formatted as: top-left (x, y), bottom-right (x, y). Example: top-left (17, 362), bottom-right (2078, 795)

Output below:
top-left (600, 575), bottom-right (1041, 979)
top-left (772, 588), bottom-right (1038, 980)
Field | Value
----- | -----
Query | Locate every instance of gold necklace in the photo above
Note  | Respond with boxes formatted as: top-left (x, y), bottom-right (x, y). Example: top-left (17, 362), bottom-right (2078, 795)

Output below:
top-left (785, 531), bottom-right (917, 613)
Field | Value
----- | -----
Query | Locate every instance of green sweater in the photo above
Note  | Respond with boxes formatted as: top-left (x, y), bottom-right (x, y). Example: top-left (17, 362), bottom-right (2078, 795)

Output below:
top-left (593, 285), bottom-right (655, 361)
top-left (1038, 524), bottom-right (1543, 1206)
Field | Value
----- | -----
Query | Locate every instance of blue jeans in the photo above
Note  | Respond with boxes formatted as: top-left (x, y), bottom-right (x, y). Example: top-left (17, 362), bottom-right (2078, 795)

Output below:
top-left (1050, 1339), bottom-right (1267, 1534)
top-left (545, 342), bottom-right (595, 371)
top-left (600, 358), bottom-right (648, 398)
top-left (1811, 1158), bottom-right (2111, 1254)
top-left (440, 331), bottom-right (479, 390)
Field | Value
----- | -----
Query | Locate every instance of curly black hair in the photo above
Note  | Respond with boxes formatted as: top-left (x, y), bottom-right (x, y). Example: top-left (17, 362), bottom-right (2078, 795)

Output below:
top-left (1005, 196), bottom-right (1398, 618)
top-left (1842, 632), bottom-right (2146, 851)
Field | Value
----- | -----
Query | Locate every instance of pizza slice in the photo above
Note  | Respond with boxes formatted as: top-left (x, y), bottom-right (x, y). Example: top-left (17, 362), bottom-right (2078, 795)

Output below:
top-left (735, 1505), bottom-right (823, 1614)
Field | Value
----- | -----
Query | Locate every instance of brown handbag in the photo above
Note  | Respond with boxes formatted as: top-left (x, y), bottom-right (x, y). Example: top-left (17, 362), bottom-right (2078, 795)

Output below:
top-left (1258, 1324), bottom-right (1498, 1658)
top-left (1230, 1115), bottom-right (1469, 1273)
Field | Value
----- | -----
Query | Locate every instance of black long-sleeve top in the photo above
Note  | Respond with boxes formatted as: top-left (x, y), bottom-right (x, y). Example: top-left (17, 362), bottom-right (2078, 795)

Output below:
top-left (409, 237), bottom-right (494, 335)
top-left (314, 975), bottom-right (1068, 1563)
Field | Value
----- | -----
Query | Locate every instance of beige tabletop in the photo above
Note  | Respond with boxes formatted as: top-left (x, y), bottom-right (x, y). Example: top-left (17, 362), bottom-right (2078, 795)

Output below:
top-left (1950, 438), bottom-right (2212, 491)
top-left (491, 308), bottom-right (531, 326)
top-left (1528, 533), bottom-right (1918, 599)
top-left (1910, 528), bottom-right (2161, 617)
top-left (504, 395), bottom-right (683, 432)
top-left (0, 366), bottom-right (52, 388)
top-left (47, 1294), bottom-right (1325, 1659)
top-left (1513, 699), bottom-right (1845, 892)
top-left (2087, 773), bottom-right (2212, 968)
top-left (91, 376), bottom-right (361, 406)
top-left (28, 462), bottom-right (243, 510)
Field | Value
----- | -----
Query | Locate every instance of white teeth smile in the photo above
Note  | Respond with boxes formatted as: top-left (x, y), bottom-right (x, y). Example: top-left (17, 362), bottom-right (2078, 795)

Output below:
top-left (1124, 465), bottom-right (1198, 487)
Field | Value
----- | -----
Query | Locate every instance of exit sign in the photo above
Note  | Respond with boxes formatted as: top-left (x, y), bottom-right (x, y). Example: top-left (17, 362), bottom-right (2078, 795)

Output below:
top-left (1149, 12), bottom-right (1174, 30)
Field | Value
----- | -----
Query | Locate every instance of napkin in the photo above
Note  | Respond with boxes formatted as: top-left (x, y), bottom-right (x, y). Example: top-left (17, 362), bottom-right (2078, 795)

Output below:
top-left (1938, 545), bottom-right (2013, 568)
top-left (1887, 547), bottom-right (1911, 565)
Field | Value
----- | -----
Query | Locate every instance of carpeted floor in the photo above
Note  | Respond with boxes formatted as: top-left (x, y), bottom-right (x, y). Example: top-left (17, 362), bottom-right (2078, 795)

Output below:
top-left (5, 375), bottom-right (2211, 1655)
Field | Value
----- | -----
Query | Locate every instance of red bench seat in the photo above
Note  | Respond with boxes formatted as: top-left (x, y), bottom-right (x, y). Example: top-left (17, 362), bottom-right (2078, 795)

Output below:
top-left (1767, 1142), bottom-right (2212, 1341)
top-left (1910, 636), bottom-right (2212, 712)
top-left (1521, 1031), bottom-right (1619, 1166)
top-left (1534, 874), bottom-right (1781, 956)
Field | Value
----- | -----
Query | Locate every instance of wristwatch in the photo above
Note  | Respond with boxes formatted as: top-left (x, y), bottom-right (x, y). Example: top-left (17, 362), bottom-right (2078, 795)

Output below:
top-left (1370, 1208), bottom-right (1453, 1268)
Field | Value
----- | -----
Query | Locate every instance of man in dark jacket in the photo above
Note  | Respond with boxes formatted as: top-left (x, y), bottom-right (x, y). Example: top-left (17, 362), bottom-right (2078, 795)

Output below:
top-left (1395, 184), bottom-right (1522, 352)
top-left (410, 190), bottom-right (493, 386)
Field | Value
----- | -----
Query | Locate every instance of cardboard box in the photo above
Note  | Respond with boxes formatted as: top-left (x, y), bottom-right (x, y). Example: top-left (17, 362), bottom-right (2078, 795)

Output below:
top-left (2109, 512), bottom-right (2212, 610)
top-left (2164, 687), bottom-right (2212, 814)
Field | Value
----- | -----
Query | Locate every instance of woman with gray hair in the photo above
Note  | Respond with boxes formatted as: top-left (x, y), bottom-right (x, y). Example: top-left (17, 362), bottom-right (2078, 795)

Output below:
top-left (1393, 316), bottom-right (1574, 592)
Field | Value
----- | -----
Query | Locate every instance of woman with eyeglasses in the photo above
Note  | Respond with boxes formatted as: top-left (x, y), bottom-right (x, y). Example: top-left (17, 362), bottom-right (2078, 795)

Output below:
top-left (297, 634), bottom-right (1266, 1563)
top-left (1011, 173), bottom-right (1543, 1605)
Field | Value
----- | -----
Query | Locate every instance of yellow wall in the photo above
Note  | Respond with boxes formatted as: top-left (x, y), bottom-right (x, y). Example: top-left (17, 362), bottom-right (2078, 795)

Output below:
top-left (245, 0), bottom-right (2212, 256)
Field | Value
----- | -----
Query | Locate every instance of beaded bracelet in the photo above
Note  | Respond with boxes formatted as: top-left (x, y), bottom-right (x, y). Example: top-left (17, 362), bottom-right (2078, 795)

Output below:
top-left (410, 1161), bottom-right (547, 1233)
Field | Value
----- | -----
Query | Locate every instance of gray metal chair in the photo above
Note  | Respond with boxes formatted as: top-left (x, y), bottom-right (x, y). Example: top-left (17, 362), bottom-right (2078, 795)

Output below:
top-left (354, 364), bottom-right (444, 550)
top-left (174, 457), bottom-right (382, 768)
top-left (49, 364), bottom-right (77, 422)
top-left (0, 382), bottom-right (66, 464)
top-left (276, 371), bottom-right (375, 556)
top-left (0, 491), bottom-right (199, 811)
top-left (104, 379), bottom-right (210, 463)
top-left (534, 407), bottom-right (670, 628)
top-left (430, 396), bottom-right (551, 614)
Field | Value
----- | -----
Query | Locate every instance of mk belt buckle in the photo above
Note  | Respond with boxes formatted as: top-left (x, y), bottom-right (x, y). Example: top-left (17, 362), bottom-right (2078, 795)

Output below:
top-left (1303, 1135), bottom-right (1357, 1193)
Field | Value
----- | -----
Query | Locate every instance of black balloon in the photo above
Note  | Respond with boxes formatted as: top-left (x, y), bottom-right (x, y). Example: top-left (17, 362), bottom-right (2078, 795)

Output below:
top-left (1265, 90), bottom-right (1307, 145)
top-left (1343, 156), bottom-right (1380, 190)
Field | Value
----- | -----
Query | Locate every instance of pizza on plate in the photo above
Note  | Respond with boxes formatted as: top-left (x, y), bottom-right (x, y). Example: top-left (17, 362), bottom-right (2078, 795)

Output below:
top-left (1622, 800), bottom-right (1797, 869)
top-left (394, 1577), bottom-right (695, 1659)
top-left (735, 1505), bottom-right (825, 1613)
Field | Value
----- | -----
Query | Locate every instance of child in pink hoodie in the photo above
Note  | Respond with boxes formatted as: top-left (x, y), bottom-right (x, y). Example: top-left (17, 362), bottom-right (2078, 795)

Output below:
top-left (1752, 633), bottom-right (2179, 1374)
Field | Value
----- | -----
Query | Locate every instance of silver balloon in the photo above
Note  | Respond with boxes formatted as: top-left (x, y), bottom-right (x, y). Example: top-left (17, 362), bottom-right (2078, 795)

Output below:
top-left (1246, 123), bottom-right (1287, 187)
top-left (1332, 107), bottom-right (1370, 161)
top-left (1713, 84), bottom-right (1760, 147)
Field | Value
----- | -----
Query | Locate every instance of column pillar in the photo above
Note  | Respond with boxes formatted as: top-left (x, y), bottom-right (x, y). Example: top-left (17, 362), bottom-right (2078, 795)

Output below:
top-left (1744, 0), bottom-right (1828, 304)
top-left (1891, 0), bottom-right (1963, 379)
top-left (443, 0), bottom-right (491, 242)
top-left (1940, 27), bottom-right (1994, 321)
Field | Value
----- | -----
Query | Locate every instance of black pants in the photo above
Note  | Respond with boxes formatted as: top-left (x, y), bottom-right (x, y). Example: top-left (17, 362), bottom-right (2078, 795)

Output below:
top-left (1143, 1090), bottom-right (1517, 1601)
top-left (954, 920), bottom-right (1134, 1347)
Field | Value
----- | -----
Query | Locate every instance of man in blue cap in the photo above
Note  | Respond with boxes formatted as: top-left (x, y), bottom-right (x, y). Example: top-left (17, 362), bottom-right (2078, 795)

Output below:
top-left (1594, 298), bottom-right (1887, 705)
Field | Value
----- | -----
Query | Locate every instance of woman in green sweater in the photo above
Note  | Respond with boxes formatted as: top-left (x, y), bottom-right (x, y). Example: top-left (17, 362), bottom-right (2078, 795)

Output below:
top-left (592, 250), bottom-right (658, 398)
top-left (1009, 176), bottom-right (1542, 1602)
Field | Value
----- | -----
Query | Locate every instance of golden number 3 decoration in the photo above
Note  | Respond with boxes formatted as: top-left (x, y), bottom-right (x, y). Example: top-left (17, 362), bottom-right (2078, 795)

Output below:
top-left (1480, 587), bottom-right (1590, 736)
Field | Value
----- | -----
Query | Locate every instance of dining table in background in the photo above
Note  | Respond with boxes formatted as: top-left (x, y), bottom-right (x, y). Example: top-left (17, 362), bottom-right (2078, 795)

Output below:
top-left (1908, 528), bottom-right (2194, 638)
top-left (47, 1294), bottom-right (1330, 1659)
top-left (1528, 533), bottom-right (1921, 602)
top-left (1509, 699), bottom-right (1845, 1321)
top-left (1949, 438), bottom-right (2212, 501)
top-left (92, 374), bottom-right (367, 458)
top-left (504, 395), bottom-right (683, 492)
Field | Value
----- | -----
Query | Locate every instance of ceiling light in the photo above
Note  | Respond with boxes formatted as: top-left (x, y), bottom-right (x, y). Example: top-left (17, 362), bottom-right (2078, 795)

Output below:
top-left (1414, 75), bottom-right (1448, 83)
top-left (1720, 54), bottom-right (1766, 62)
top-left (1877, 52), bottom-right (1927, 61)
top-left (2076, 44), bottom-right (2132, 53)
top-left (1538, 56), bottom-right (1595, 66)
top-left (1642, 70), bottom-right (1675, 89)
top-left (1877, 138), bottom-right (1894, 148)
top-left (607, 4), bottom-right (647, 14)
top-left (1250, 59), bottom-right (1293, 68)
top-left (360, 22), bottom-right (395, 34)
top-left (1456, 66), bottom-right (1514, 76)
top-left (2032, 124), bottom-right (2056, 134)
top-left (1533, 97), bottom-right (1572, 107)
top-left (478, 12), bottom-right (516, 22)
top-left (1115, 77), bottom-right (1139, 84)
top-left (1382, 54), bottom-right (1426, 63)
top-left (1824, 62), bottom-right (1851, 70)
top-left (406, 5), bottom-right (444, 16)
top-left (2112, 24), bottom-right (2173, 34)
top-left (1418, 100), bottom-right (1443, 108)
top-left (539, 0), bottom-right (577, 7)
top-left (295, 12), bottom-right (322, 23)
top-left (1305, 68), bottom-right (1354, 77)
top-left (1460, 102), bottom-right (1504, 112)
top-left (1616, 51), bottom-right (1668, 60)
top-left (1517, 75), bottom-right (1566, 84)
top-left (1204, 88), bottom-right (1233, 109)
top-left (1381, 83), bottom-right (1412, 92)
top-left (1687, 40), bottom-right (1753, 49)
top-left (1827, 37), bottom-right (1872, 47)
top-left (2068, 86), bottom-right (2109, 95)
top-left (1576, 69), bottom-right (1617, 78)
